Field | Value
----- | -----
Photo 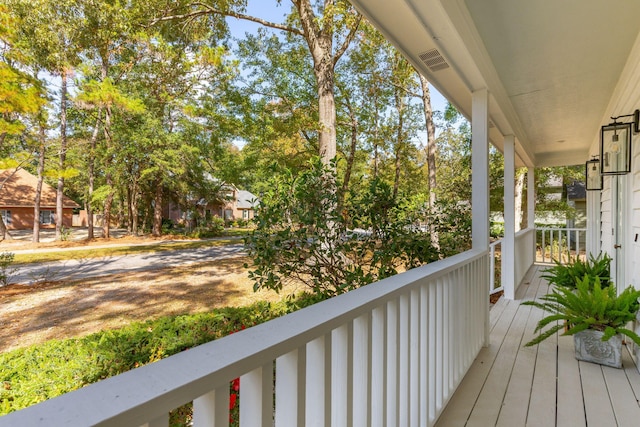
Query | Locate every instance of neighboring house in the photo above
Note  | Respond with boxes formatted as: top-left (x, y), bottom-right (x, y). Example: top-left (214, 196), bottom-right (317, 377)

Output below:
top-left (164, 185), bottom-right (258, 225)
top-left (566, 180), bottom-right (586, 229)
top-left (214, 188), bottom-right (259, 221)
top-left (0, 169), bottom-right (80, 230)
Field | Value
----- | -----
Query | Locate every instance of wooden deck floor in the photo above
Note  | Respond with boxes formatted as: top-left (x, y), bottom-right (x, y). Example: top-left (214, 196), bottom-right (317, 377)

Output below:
top-left (435, 264), bottom-right (640, 427)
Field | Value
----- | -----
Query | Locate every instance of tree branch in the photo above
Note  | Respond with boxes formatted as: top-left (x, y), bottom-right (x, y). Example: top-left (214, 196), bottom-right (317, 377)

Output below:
top-left (292, 0), bottom-right (321, 50)
top-left (389, 79), bottom-right (421, 99)
top-left (333, 14), bottom-right (363, 65)
top-left (151, 2), bottom-right (304, 37)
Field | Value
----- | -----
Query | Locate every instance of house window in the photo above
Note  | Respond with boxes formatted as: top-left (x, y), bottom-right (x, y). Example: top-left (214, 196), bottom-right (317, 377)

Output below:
top-left (242, 210), bottom-right (249, 220)
top-left (0, 210), bottom-right (11, 225)
top-left (40, 210), bottom-right (54, 225)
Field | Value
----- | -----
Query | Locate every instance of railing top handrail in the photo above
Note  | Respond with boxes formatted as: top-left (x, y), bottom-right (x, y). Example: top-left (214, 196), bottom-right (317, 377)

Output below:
top-left (490, 226), bottom-right (536, 245)
top-left (1, 248), bottom-right (489, 427)
top-left (535, 227), bottom-right (587, 232)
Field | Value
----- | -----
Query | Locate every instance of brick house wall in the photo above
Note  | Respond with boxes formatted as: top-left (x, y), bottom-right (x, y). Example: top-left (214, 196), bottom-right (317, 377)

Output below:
top-left (2, 207), bottom-right (74, 230)
top-left (0, 169), bottom-right (80, 230)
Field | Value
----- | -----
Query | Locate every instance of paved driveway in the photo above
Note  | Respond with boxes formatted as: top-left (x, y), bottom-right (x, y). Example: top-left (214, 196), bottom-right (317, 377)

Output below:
top-left (9, 243), bottom-right (245, 285)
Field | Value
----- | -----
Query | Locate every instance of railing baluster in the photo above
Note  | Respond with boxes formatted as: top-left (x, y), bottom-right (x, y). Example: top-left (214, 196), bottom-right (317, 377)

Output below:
top-left (410, 288), bottom-right (420, 426)
top-left (275, 349), bottom-right (303, 427)
top-left (353, 314), bottom-right (370, 426)
top-left (436, 280), bottom-right (444, 411)
top-left (331, 324), bottom-right (349, 427)
top-left (420, 285), bottom-right (429, 425)
top-left (442, 272), bottom-right (455, 396)
top-left (386, 299), bottom-right (399, 426)
top-left (193, 386), bottom-right (229, 427)
top-left (371, 306), bottom-right (386, 427)
top-left (399, 293), bottom-right (409, 427)
top-left (489, 243), bottom-right (496, 290)
top-left (240, 364), bottom-right (273, 427)
top-left (306, 335), bottom-right (328, 427)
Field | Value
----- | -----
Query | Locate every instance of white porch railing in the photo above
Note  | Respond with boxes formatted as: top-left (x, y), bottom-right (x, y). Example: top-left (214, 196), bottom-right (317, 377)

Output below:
top-left (0, 249), bottom-right (489, 427)
top-left (537, 227), bottom-right (587, 263)
top-left (515, 228), bottom-right (536, 286)
top-left (489, 227), bottom-right (573, 295)
top-left (489, 239), bottom-right (502, 294)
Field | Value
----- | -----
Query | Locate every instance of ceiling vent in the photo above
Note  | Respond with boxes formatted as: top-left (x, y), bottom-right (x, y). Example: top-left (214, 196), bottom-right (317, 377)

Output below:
top-left (419, 49), bottom-right (450, 72)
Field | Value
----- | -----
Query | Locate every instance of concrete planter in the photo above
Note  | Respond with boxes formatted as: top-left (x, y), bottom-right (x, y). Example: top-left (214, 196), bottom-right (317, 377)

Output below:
top-left (635, 309), bottom-right (640, 371)
top-left (574, 329), bottom-right (622, 368)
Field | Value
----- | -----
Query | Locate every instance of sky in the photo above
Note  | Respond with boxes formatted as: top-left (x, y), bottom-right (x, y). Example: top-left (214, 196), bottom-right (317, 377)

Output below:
top-left (224, 1), bottom-right (449, 115)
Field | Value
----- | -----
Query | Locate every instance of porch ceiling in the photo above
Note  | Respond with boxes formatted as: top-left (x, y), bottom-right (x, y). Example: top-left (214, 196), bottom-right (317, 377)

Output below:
top-left (349, 0), bottom-right (640, 167)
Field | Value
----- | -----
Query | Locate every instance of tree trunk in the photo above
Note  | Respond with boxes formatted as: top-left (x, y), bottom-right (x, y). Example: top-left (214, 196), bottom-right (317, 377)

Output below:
top-left (0, 218), bottom-right (11, 241)
top-left (117, 191), bottom-right (125, 228)
top-left (392, 89), bottom-right (405, 200)
top-left (372, 85), bottom-right (381, 179)
top-left (86, 109), bottom-right (102, 240)
top-left (152, 179), bottom-right (163, 237)
top-left (56, 70), bottom-right (68, 241)
top-left (127, 183), bottom-right (133, 234)
top-left (515, 168), bottom-right (526, 231)
top-left (102, 99), bottom-right (113, 239)
top-left (131, 185), bottom-right (139, 236)
top-left (102, 173), bottom-right (114, 239)
top-left (340, 99), bottom-right (358, 209)
top-left (295, 1), bottom-right (337, 166)
top-left (33, 127), bottom-right (46, 243)
top-left (0, 169), bottom-right (19, 241)
top-left (100, 57), bottom-right (114, 239)
top-left (419, 73), bottom-right (440, 249)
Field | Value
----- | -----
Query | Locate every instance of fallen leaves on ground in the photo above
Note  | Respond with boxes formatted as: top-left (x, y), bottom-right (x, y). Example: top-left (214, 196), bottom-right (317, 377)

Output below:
top-left (0, 256), bottom-right (301, 354)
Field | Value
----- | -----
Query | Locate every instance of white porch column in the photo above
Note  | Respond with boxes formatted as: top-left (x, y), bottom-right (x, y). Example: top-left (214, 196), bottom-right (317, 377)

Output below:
top-left (586, 187), bottom-right (601, 257)
top-left (472, 89), bottom-right (490, 251)
top-left (471, 88), bottom-right (490, 347)
top-left (502, 135), bottom-right (516, 300)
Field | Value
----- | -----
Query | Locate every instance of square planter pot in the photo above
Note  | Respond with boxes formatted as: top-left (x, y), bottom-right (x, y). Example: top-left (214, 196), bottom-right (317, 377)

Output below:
top-left (574, 329), bottom-right (622, 368)
top-left (635, 310), bottom-right (640, 372)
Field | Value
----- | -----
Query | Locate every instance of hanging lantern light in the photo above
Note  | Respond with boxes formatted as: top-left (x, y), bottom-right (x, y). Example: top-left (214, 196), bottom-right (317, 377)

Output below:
top-left (585, 156), bottom-right (602, 190)
top-left (600, 109), bottom-right (638, 175)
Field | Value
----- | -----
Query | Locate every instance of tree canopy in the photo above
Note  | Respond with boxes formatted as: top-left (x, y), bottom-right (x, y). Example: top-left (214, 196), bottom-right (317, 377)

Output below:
top-left (1, 0), bottom-right (582, 249)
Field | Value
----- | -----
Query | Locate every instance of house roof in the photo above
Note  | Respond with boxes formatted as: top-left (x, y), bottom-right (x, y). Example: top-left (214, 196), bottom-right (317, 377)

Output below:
top-left (0, 169), bottom-right (80, 209)
top-left (348, 0), bottom-right (640, 168)
top-left (236, 190), bottom-right (259, 209)
top-left (567, 181), bottom-right (587, 200)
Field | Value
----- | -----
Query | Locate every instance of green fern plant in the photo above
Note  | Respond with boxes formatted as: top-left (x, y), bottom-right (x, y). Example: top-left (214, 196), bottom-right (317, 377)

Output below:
top-left (523, 275), bottom-right (640, 347)
top-left (541, 252), bottom-right (611, 290)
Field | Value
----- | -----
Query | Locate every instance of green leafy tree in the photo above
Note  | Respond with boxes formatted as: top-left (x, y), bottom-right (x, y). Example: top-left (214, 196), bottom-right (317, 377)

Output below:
top-left (245, 158), bottom-right (438, 297)
top-left (148, 0), bottom-right (362, 168)
top-left (0, 5), bottom-right (46, 143)
top-left (9, 0), bottom-right (84, 240)
top-left (234, 31), bottom-right (317, 190)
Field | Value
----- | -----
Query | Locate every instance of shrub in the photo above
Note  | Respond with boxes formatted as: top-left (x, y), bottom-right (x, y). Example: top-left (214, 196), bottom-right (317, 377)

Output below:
top-left (490, 222), bottom-right (504, 239)
top-left (209, 217), bottom-right (225, 234)
top-left (541, 252), bottom-right (611, 290)
top-left (0, 252), bottom-right (15, 286)
top-left (244, 158), bottom-right (438, 298)
top-left (523, 276), bottom-right (640, 347)
top-left (0, 301), bottom-right (290, 416)
top-left (161, 218), bottom-right (174, 234)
